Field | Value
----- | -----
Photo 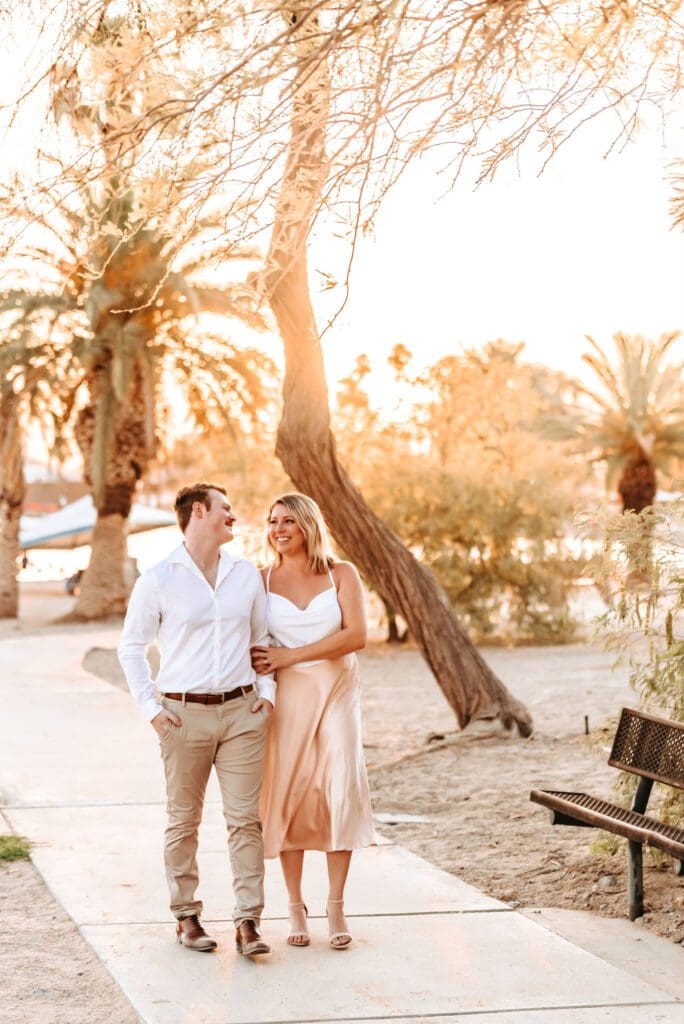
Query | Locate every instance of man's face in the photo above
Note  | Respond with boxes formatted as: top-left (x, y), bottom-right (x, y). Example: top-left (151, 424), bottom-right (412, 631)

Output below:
top-left (194, 490), bottom-right (236, 543)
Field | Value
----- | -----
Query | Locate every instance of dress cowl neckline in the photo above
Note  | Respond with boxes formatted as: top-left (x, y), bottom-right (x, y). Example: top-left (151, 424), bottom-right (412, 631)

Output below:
top-left (267, 586), bottom-right (336, 614)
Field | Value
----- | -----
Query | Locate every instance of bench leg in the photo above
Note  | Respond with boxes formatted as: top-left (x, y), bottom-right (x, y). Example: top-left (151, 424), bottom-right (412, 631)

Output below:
top-left (627, 841), bottom-right (644, 920)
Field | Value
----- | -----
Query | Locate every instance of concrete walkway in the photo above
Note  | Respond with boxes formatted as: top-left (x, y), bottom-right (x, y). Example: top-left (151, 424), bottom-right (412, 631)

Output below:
top-left (1, 626), bottom-right (683, 1024)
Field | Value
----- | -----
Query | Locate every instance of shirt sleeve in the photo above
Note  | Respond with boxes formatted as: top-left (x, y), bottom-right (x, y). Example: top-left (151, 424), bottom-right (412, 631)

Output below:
top-left (117, 572), bottom-right (164, 721)
top-left (250, 573), bottom-right (276, 706)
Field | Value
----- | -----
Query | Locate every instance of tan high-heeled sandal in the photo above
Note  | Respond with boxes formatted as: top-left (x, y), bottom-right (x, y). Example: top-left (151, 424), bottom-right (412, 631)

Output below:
top-left (287, 902), bottom-right (310, 946)
top-left (326, 898), bottom-right (352, 948)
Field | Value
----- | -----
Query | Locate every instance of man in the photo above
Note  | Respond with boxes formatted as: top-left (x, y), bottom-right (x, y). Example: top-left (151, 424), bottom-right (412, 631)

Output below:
top-left (118, 483), bottom-right (274, 955)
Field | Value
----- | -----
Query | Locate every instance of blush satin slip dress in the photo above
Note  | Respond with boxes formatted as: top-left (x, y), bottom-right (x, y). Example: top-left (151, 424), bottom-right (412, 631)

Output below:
top-left (258, 566), bottom-right (377, 858)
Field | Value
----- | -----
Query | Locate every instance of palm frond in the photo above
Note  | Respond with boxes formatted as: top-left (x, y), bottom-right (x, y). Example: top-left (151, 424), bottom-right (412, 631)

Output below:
top-left (0, 290), bottom-right (77, 316)
top-left (187, 285), bottom-right (269, 331)
top-left (177, 243), bottom-right (262, 278)
top-left (533, 333), bottom-right (684, 498)
top-left (583, 336), bottom-right (625, 408)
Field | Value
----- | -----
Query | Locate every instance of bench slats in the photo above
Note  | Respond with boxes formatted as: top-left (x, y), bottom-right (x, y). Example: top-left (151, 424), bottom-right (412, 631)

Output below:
top-left (608, 708), bottom-right (684, 790)
top-left (530, 789), bottom-right (684, 860)
top-left (530, 707), bottom-right (684, 920)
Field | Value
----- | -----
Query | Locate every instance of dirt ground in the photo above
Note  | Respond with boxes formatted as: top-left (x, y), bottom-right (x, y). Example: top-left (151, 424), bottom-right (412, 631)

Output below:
top-left (360, 643), bottom-right (684, 947)
top-left (1, 585), bottom-right (682, 1023)
top-left (0, 852), bottom-right (139, 1024)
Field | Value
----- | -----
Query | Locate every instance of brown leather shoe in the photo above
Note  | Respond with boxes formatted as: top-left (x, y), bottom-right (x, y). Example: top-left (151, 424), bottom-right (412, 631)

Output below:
top-left (235, 919), bottom-right (270, 955)
top-left (176, 914), bottom-right (217, 952)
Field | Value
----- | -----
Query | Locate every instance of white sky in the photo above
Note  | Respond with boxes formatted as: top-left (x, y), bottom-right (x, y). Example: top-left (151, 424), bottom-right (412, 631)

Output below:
top-left (314, 116), bottom-right (684, 399)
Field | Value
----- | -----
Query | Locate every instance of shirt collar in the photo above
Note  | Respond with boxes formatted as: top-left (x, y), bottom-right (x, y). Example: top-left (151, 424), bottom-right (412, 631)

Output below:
top-left (168, 543), bottom-right (237, 584)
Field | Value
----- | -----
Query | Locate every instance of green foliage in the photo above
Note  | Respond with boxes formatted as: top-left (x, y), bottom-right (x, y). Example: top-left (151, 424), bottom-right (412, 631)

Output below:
top-left (588, 497), bottom-right (684, 831)
top-left (0, 835), bottom-right (30, 862)
top-left (335, 343), bottom-right (589, 644)
top-left (592, 501), bottom-right (684, 717)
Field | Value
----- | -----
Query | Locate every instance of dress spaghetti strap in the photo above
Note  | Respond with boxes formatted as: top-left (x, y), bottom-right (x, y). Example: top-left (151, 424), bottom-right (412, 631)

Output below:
top-left (266, 565), bottom-right (273, 593)
top-left (328, 566), bottom-right (337, 591)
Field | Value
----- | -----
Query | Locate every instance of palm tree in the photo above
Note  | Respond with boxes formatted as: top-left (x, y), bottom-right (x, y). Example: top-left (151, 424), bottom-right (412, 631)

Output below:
top-left (0, 204), bottom-right (273, 619)
top-left (69, 211), bottom-right (271, 620)
top-left (536, 334), bottom-right (684, 512)
top-left (0, 15), bottom-right (275, 620)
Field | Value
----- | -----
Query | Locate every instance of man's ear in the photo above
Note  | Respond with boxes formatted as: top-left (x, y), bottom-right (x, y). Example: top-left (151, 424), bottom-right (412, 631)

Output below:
top-left (192, 500), bottom-right (204, 519)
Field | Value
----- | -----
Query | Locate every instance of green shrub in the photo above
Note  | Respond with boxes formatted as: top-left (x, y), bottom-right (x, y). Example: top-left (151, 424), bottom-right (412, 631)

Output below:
top-left (587, 497), bottom-right (684, 840)
top-left (335, 343), bottom-right (589, 644)
top-left (0, 835), bottom-right (30, 862)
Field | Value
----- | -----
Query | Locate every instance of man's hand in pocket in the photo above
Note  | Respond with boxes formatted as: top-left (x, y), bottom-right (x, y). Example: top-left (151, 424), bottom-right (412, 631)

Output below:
top-left (251, 698), bottom-right (273, 716)
top-left (151, 709), bottom-right (181, 738)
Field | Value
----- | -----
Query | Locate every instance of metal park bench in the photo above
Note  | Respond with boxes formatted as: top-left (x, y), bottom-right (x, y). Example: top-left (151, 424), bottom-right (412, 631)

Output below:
top-left (530, 707), bottom-right (684, 920)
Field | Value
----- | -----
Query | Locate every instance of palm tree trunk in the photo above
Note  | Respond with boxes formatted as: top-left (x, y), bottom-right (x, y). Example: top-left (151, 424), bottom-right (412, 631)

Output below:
top-left (71, 359), bottom-right (154, 620)
top-left (618, 450), bottom-right (657, 513)
top-left (0, 392), bottom-right (25, 619)
top-left (264, 12), bottom-right (532, 735)
top-left (0, 509), bottom-right (21, 619)
top-left (71, 387), bottom-right (131, 620)
top-left (72, 512), bottom-right (129, 619)
top-left (618, 449), bottom-right (657, 583)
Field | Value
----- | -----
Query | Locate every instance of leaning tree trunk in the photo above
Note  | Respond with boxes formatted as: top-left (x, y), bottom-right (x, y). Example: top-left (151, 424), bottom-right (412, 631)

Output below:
top-left (263, 10), bottom-right (532, 735)
top-left (0, 392), bottom-right (25, 619)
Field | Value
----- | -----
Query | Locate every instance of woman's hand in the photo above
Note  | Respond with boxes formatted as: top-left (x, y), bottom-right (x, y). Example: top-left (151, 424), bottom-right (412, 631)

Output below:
top-left (251, 645), bottom-right (296, 673)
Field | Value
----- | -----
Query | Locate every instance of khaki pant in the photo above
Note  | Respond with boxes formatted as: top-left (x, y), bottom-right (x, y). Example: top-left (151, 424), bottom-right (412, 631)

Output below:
top-left (159, 692), bottom-right (269, 926)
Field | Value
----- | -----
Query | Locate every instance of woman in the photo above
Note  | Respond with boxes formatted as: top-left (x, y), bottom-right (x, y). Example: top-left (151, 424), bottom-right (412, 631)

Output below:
top-left (252, 492), bottom-right (377, 949)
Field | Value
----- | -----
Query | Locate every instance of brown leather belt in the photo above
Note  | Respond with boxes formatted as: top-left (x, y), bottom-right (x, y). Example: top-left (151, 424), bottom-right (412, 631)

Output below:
top-left (162, 686), bottom-right (253, 705)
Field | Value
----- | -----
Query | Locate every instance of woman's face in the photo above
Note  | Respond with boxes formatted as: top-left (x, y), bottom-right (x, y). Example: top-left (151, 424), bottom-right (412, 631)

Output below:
top-left (269, 503), bottom-right (306, 558)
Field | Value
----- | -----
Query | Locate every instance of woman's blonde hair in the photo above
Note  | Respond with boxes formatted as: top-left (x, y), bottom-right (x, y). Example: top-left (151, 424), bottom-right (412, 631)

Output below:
top-left (267, 492), bottom-right (335, 575)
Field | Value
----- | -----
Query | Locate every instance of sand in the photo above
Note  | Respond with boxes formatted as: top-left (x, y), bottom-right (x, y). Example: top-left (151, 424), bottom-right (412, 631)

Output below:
top-left (359, 643), bottom-right (683, 946)
top-left (1, 585), bottom-right (682, 1023)
top-left (0, 853), bottom-right (139, 1024)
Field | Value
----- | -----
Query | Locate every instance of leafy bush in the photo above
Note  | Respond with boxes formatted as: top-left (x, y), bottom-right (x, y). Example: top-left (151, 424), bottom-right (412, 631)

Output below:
top-left (589, 497), bottom-right (684, 833)
top-left (335, 343), bottom-right (589, 644)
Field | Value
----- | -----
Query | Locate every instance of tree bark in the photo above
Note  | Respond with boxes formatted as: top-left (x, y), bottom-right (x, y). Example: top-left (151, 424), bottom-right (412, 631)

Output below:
top-left (618, 450), bottom-right (657, 513)
top-left (72, 513), bottom-right (129, 619)
top-left (264, 10), bottom-right (532, 736)
top-left (0, 393), bottom-right (25, 620)
top-left (70, 358), bottom-right (153, 620)
top-left (618, 449), bottom-right (657, 585)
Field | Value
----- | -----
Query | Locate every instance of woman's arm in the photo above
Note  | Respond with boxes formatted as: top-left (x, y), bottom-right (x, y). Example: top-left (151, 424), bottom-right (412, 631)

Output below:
top-left (251, 562), bottom-right (367, 671)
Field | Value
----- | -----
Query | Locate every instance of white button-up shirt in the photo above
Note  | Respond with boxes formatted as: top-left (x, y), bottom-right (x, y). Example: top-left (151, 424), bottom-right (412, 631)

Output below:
top-left (118, 544), bottom-right (275, 721)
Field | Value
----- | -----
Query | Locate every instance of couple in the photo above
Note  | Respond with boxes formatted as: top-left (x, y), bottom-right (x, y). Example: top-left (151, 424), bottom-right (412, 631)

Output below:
top-left (118, 483), bottom-right (377, 956)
